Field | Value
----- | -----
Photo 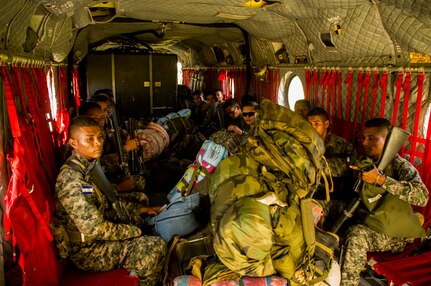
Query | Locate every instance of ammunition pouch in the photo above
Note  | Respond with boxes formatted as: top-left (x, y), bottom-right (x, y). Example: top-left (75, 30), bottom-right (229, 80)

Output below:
top-left (50, 222), bottom-right (71, 259)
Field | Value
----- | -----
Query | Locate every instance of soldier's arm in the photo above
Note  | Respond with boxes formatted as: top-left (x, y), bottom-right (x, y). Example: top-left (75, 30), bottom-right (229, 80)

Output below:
top-left (57, 169), bottom-right (141, 241)
top-left (382, 158), bottom-right (429, 207)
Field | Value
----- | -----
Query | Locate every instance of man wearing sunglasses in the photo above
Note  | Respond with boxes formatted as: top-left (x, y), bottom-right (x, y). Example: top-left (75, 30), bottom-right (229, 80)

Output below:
top-left (228, 97), bottom-right (258, 135)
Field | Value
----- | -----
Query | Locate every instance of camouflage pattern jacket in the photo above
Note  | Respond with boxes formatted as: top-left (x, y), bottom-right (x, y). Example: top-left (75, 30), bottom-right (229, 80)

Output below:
top-left (324, 132), bottom-right (356, 178)
top-left (380, 154), bottom-right (429, 207)
top-left (55, 153), bottom-right (141, 245)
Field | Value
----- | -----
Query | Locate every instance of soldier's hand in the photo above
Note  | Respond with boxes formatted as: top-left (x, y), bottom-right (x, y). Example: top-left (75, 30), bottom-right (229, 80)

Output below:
top-left (228, 124), bottom-right (243, 135)
top-left (350, 165), bottom-right (385, 186)
top-left (140, 206), bottom-right (161, 216)
top-left (124, 135), bottom-right (139, 151)
top-left (115, 177), bottom-right (134, 192)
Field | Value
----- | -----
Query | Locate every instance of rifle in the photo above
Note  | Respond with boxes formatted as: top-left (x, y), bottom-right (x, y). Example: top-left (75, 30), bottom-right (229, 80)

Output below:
top-left (111, 106), bottom-right (130, 177)
top-left (126, 117), bottom-right (145, 175)
top-left (87, 160), bottom-right (133, 224)
top-left (331, 127), bottom-right (410, 234)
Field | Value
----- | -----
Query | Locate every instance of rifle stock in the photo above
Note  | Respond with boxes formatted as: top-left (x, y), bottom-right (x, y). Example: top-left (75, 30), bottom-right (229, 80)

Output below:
top-left (331, 127), bottom-right (410, 234)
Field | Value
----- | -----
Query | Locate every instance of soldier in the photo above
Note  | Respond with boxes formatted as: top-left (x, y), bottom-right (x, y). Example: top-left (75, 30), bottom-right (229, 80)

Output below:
top-left (55, 116), bottom-right (166, 285)
top-left (341, 118), bottom-right (429, 286)
top-left (307, 107), bottom-right (355, 180)
top-left (307, 107), bottom-right (356, 228)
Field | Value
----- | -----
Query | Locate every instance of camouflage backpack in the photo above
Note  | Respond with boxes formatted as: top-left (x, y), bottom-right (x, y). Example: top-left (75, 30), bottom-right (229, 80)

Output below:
top-left (208, 100), bottom-right (335, 285)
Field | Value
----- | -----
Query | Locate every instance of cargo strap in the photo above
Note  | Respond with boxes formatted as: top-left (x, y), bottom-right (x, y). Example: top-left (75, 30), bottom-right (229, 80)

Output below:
top-left (379, 71), bottom-right (388, 117)
top-left (370, 70), bottom-right (380, 118)
top-left (410, 72), bottom-right (424, 165)
top-left (391, 71), bottom-right (404, 126)
top-left (343, 70), bottom-right (353, 122)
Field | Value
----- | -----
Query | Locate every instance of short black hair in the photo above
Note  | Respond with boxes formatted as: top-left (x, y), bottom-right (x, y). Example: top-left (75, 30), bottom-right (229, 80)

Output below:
top-left (89, 94), bottom-right (110, 103)
top-left (94, 89), bottom-right (113, 98)
top-left (78, 102), bottom-right (101, 116)
top-left (240, 95), bottom-right (258, 109)
top-left (307, 107), bottom-right (329, 121)
top-left (192, 90), bottom-right (202, 97)
top-left (364, 118), bottom-right (392, 132)
top-left (223, 98), bottom-right (240, 110)
top-left (68, 116), bottom-right (99, 138)
top-left (204, 89), bottom-right (216, 97)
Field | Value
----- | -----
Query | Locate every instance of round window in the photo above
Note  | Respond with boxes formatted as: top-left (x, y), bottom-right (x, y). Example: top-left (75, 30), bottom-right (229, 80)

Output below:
top-left (277, 72), bottom-right (305, 110)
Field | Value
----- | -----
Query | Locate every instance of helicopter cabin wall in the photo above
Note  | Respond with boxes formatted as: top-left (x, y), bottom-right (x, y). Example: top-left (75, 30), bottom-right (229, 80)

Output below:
top-left (83, 52), bottom-right (178, 119)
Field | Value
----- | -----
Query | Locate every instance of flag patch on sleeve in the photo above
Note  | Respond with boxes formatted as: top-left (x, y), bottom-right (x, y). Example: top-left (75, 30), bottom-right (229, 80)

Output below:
top-left (82, 185), bottom-right (94, 195)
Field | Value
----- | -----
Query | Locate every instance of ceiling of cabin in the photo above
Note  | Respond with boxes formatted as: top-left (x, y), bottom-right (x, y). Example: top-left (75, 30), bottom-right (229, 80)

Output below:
top-left (1, 0), bottom-right (430, 67)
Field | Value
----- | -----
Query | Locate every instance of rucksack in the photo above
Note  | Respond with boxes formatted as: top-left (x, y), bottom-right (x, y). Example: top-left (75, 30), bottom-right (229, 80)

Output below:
top-left (208, 100), bottom-right (336, 285)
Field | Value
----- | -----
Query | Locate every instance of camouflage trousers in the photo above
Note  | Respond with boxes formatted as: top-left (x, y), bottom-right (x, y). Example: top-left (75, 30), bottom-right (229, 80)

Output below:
top-left (70, 235), bottom-right (166, 286)
top-left (340, 224), bottom-right (406, 286)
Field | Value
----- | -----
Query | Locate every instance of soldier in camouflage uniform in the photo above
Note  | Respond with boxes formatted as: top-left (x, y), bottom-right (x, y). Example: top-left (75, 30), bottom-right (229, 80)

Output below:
top-left (341, 118), bottom-right (429, 286)
top-left (55, 116), bottom-right (166, 286)
top-left (78, 102), bottom-right (145, 193)
top-left (307, 107), bottom-right (355, 178)
top-left (307, 107), bottom-right (356, 228)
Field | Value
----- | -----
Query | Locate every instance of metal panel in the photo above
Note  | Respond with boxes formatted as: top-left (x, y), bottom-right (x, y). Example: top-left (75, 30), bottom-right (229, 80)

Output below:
top-left (85, 53), bottom-right (113, 99)
top-left (151, 54), bottom-right (177, 117)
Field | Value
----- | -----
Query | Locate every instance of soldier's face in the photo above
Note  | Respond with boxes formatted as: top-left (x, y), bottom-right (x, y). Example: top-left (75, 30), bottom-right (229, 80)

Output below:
top-left (308, 115), bottom-right (329, 140)
top-left (69, 126), bottom-right (104, 160)
top-left (226, 105), bottom-right (241, 119)
top-left (242, 106), bottom-right (256, 126)
top-left (96, 101), bottom-right (110, 118)
top-left (362, 127), bottom-right (388, 161)
top-left (216, 91), bottom-right (224, 102)
top-left (86, 108), bottom-right (106, 128)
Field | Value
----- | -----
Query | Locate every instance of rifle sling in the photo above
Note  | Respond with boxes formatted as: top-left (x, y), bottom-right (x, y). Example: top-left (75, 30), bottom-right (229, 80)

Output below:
top-left (66, 159), bottom-right (119, 205)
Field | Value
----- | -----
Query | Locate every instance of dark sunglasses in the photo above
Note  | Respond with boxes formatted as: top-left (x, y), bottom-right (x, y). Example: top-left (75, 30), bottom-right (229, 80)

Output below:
top-left (242, 112), bottom-right (255, 117)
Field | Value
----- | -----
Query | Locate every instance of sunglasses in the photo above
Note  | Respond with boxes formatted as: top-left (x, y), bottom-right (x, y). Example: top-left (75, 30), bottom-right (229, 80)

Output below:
top-left (242, 112), bottom-right (256, 117)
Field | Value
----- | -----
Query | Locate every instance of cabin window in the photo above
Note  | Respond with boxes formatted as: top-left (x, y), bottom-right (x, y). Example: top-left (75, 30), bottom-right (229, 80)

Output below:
top-left (277, 72), bottom-right (304, 109)
top-left (177, 62), bottom-right (182, 85)
top-left (46, 67), bottom-right (57, 125)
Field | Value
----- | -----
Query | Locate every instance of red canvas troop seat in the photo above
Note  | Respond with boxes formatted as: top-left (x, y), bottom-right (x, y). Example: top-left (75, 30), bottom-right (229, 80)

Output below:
top-left (372, 251), bottom-right (431, 286)
top-left (61, 267), bottom-right (139, 286)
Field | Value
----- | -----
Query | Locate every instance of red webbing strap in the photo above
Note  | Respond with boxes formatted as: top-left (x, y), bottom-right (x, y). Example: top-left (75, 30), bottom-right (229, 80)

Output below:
top-left (72, 67), bottom-right (81, 108)
top-left (11, 66), bottom-right (29, 118)
top-left (310, 70), bottom-right (319, 107)
top-left (391, 72), bottom-right (404, 126)
top-left (305, 69), bottom-right (311, 100)
top-left (319, 70), bottom-right (327, 107)
top-left (344, 70), bottom-right (353, 121)
top-left (330, 70), bottom-right (336, 118)
top-left (379, 71), bottom-right (388, 117)
top-left (13, 141), bottom-right (54, 241)
top-left (324, 70), bottom-right (332, 110)
top-left (337, 70), bottom-right (342, 118)
top-left (273, 70), bottom-right (279, 104)
top-left (360, 71), bottom-right (371, 136)
top-left (370, 71), bottom-right (380, 118)
top-left (400, 72), bottom-right (411, 157)
top-left (264, 69), bottom-right (274, 102)
top-left (23, 67), bottom-right (57, 181)
top-left (401, 72), bottom-right (411, 130)
top-left (352, 71), bottom-right (364, 134)
top-left (410, 72), bottom-right (425, 164)
top-left (1, 66), bottom-right (21, 137)
top-left (328, 70), bottom-right (336, 116)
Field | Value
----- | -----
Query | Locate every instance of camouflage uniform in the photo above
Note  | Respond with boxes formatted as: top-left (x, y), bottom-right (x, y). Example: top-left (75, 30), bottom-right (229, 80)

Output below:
top-left (341, 155), bottom-right (429, 286)
top-left (316, 132), bottom-right (356, 222)
top-left (55, 152), bottom-right (166, 286)
top-left (324, 132), bottom-right (355, 178)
